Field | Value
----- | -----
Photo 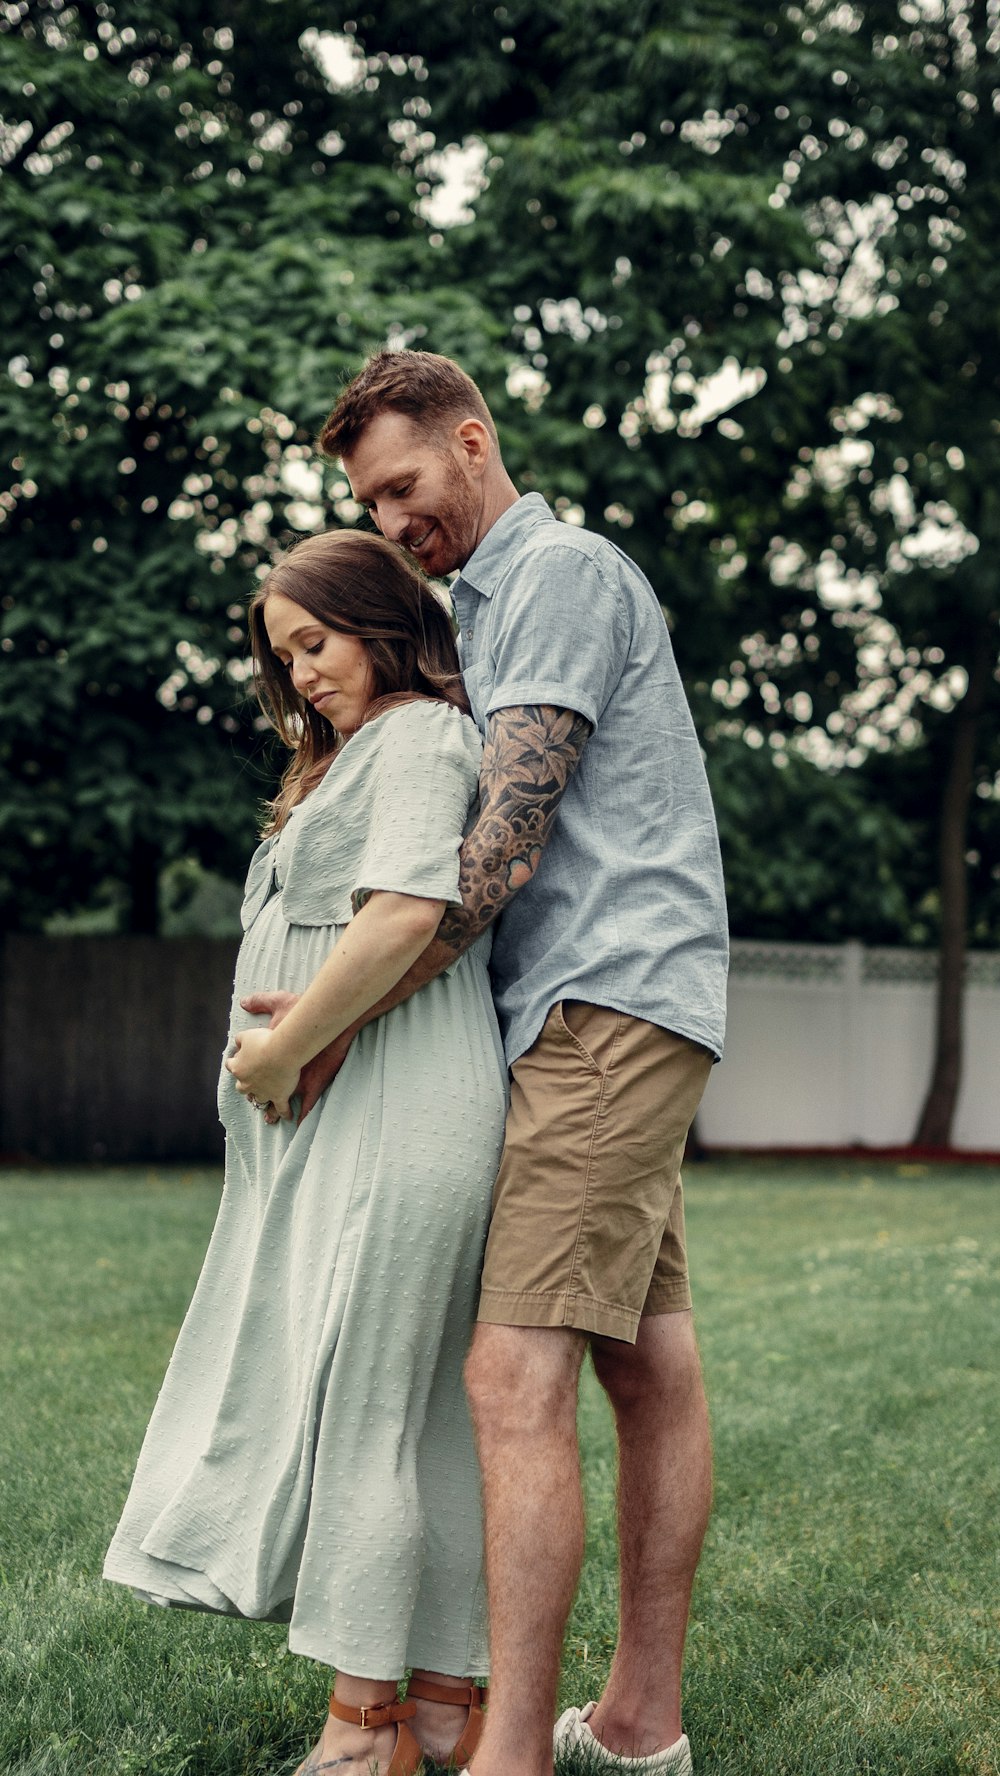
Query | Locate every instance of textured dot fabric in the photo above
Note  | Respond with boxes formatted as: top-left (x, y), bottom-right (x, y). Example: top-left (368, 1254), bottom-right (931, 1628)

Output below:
top-left (103, 702), bottom-right (508, 1679)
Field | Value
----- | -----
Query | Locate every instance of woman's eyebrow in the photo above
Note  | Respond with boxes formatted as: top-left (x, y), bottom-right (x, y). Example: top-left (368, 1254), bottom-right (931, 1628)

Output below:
top-left (285, 621), bottom-right (326, 643)
top-left (269, 620), bottom-right (326, 654)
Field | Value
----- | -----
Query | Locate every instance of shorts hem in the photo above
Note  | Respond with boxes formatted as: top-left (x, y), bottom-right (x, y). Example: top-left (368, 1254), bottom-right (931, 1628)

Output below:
top-left (642, 1277), bottom-right (693, 1314)
top-left (477, 1286), bottom-right (641, 1344)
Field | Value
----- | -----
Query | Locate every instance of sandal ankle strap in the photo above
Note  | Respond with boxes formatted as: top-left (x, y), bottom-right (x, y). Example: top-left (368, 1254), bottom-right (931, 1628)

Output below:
top-left (406, 1678), bottom-right (488, 1709)
top-left (328, 1695), bottom-right (417, 1731)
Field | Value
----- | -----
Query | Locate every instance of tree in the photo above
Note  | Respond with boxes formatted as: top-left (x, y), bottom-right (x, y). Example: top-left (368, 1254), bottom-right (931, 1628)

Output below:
top-left (710, 736), bottom-right (917, 944)
top-left (4, 3), bottom-right (997, 1145)
top-left (351, 0), bottom-right (999, 1140)
top-left (693, 0), bottom-right (1000, 1141)
top-left (0, 0), bottom-right (512, 930)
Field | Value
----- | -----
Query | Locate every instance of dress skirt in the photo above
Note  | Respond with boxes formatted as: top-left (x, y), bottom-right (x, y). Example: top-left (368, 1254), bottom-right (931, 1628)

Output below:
top-left (104, 889), bottom-right (508, 1678)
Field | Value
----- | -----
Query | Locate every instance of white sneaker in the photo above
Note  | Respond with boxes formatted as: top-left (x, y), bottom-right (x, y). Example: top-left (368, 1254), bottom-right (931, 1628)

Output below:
top-left (554, 1702), bottom-right (693, 1774)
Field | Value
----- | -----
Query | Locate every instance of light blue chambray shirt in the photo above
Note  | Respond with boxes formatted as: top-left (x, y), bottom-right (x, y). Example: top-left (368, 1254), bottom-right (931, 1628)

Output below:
top-left (452, 494), bottom-right (729, 1067)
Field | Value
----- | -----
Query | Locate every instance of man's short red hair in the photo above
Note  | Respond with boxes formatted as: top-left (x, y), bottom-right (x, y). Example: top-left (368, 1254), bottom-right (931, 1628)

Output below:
top-left (319, 349), bottom-right (498, 458)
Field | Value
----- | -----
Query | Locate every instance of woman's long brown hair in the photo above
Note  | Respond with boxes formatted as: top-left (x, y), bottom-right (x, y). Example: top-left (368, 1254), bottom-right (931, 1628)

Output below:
top-left (249, 529), bottom-right (471, 834)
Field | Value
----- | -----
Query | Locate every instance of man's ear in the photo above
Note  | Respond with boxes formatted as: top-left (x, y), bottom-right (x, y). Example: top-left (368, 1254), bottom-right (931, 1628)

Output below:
top-left (452, 418), bottom-right (493, 477)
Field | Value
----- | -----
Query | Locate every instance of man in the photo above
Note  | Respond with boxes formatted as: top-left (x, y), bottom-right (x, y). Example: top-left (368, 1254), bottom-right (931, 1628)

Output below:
top-left (247, 350), bottom-right (728, 1776)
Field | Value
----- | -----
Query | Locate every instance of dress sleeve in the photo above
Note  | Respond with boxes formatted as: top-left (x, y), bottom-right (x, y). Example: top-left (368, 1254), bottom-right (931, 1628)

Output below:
top-left (351, 701), bottom-right (482, 911)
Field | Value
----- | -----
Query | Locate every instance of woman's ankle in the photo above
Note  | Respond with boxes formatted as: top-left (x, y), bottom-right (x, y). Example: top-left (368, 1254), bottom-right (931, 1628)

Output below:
top-left (332, 1672), bottom-right (401, 1710)
top-left (408, 1672), bottom-right (486, 1765)
top-left (410, 1668), bottom-right (472, 1690)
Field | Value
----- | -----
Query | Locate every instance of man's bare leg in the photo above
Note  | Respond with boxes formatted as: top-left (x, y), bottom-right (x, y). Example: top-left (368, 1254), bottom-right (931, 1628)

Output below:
top-left (463, 1323), bottom-right (587, 1776)
top-left (585, 1310), bottom-right (712, 1756)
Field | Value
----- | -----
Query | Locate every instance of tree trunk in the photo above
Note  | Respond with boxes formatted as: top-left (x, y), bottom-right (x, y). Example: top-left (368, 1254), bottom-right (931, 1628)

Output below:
top-left (913, 620), bottom-right (995, 1145)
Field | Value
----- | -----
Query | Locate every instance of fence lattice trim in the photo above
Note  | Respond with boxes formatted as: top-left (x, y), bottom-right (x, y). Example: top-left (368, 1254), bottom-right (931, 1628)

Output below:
top-left (729, 941), bottom-right (1000, 988)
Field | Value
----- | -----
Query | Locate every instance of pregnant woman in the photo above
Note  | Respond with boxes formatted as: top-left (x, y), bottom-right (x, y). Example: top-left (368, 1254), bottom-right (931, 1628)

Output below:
top-left (104, 530), bottom-right (508, 1776)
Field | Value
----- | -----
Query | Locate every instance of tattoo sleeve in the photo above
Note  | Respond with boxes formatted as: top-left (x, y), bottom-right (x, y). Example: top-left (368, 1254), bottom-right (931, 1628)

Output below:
top-left (436, 703), bottom-right (592, 959)
top-left (293, 705), bottom-right (592, 1056)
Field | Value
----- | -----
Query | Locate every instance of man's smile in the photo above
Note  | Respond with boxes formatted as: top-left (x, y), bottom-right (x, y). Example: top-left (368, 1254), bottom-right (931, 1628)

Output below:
top-left (407, 523), bottom-right (436, 554)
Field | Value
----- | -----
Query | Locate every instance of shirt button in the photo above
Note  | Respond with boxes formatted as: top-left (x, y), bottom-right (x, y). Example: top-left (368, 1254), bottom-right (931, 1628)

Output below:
top-left (465, 628), bottom-right (474, 640)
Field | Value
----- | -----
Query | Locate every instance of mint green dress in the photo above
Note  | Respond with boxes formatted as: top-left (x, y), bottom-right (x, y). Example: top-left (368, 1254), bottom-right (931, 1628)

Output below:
top-left (104, 702), bottom-right (507, 1678)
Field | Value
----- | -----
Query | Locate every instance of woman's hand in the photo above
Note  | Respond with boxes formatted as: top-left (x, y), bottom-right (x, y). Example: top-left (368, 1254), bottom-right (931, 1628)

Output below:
top-left (230, 893), bottom-right (447, 1126)
top-left (225, 1028), bottom-right (299, 1122)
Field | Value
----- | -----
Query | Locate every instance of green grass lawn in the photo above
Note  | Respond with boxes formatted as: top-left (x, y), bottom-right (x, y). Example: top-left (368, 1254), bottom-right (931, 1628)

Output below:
top-left (0, 1160), bottom-right (997, 1776)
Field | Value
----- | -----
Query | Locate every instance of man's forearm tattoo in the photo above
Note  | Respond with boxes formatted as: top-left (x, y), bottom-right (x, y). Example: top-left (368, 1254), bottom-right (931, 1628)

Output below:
top-left (437, 703), bottom-right (592, 957)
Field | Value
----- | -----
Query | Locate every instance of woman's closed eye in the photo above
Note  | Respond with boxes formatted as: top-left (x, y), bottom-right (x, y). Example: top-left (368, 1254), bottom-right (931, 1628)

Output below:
top-left (274, 642), bottom-right (323, 669)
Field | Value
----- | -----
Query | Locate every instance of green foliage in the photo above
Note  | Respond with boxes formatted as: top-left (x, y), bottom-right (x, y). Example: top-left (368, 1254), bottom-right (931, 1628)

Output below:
top-left (3, 1), bottom-right (998, 947)
top-left (159, 858), bottom-right (242, 937)
top-left (396, 0), bottom-right (1000, 942)
top-left (708, 738), bottom-right (915, 943)
top-left (0, 1), bottom-right (512, 931)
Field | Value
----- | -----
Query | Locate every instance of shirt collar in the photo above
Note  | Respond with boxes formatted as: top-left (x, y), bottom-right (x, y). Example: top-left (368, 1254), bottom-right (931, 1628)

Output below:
top-left (457, 493), bottom-right (555, 599)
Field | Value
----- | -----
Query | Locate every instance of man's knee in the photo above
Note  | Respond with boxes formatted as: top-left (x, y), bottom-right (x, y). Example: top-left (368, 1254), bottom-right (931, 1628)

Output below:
top-left (465, 1322), bottom-right (585, 1443)
top-left (591, 1311), bottom-right (704, 1414)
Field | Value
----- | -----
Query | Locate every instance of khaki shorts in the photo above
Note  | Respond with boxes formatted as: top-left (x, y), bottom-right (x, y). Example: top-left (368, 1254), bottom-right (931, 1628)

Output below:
top-left (478, 1001), bottom-right (713, 1343)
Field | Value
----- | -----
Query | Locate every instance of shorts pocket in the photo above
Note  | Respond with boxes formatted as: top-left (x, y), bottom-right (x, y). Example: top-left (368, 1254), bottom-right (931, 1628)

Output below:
top-left (552, 999), bottom-right (611, 1077)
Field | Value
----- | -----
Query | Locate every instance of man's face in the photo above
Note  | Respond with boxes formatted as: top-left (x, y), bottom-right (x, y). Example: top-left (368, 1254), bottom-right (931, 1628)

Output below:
top-left (342, 410), bottom-right (483, 578)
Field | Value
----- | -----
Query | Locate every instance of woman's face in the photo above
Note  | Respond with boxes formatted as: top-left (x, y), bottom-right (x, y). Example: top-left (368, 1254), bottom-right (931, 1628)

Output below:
top-left (264, 592), bottom-right (373, 736)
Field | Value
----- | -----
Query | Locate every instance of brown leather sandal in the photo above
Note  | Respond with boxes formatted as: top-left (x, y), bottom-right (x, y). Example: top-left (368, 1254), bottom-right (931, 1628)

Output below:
top-left (327, 1694), bottom-right (424, 1775)
top-left (406, 1677), bottom-right (488, 1769)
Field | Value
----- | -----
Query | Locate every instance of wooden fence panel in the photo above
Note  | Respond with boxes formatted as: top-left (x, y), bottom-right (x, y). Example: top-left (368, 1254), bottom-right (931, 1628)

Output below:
top-left (0, 936), bottom-right (239, 1163)
top-left (4, 936), bottom-right (999, 1163)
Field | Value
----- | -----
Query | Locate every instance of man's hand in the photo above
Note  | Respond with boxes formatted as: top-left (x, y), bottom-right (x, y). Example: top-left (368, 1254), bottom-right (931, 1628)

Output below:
top-left (240, 990), bottom-right (355, 1124)
top-left (296, 1030), bottom-right (354, 1122)
top-left (240, 989), bottom-right (300, 1028)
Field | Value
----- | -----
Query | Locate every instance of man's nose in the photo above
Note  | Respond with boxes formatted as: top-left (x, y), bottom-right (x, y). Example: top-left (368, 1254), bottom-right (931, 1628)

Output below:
top-left (377, 502), bottom-right (407, 542)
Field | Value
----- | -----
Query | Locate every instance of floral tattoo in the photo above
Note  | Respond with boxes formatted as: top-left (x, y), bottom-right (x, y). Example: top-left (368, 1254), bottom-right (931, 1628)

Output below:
top-left (437, 703), bottom-right (592, 955)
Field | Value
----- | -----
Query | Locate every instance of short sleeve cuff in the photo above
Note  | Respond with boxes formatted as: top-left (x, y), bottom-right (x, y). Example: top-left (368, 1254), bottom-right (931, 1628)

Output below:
top-left (351, 868), bottom-right (464, 915)
top-left (484, 682), bottom-right (601, 729)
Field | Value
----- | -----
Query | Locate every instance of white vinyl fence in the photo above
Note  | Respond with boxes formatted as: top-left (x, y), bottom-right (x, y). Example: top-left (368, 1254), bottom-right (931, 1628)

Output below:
top-left (698, 941), bottom-right (1000, 1152)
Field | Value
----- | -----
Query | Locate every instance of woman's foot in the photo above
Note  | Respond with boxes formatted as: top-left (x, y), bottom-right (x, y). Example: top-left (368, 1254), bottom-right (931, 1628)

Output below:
top-left (408, 1695), bottom-right (469, 1766)
top-left (408, 1677), bottom-right (488, 1769)
top-left (294, 1713), bottom-right (398, 1775)
top-left (294, 1693), bottom-right (420, 1776)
